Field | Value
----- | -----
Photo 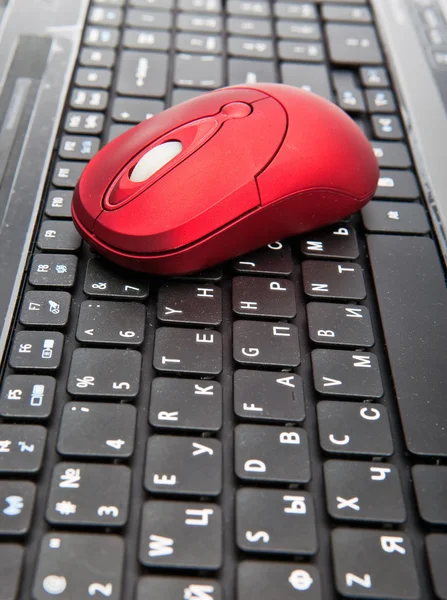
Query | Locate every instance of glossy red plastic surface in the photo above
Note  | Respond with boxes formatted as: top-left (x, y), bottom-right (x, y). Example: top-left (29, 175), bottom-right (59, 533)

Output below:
top-left (72, 83), bottom-right (379, 274)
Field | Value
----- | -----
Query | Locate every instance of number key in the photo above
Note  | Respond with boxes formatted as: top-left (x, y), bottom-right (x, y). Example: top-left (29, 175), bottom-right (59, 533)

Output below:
top-left (76, 301), bottom-right (145, 346)
top-left (84, 257), bottom-right (150, 299)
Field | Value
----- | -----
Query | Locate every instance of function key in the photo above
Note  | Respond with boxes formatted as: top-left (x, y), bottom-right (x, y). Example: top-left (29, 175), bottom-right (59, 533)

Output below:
top-left (144, 435), bottom-right (222, 496)
top-left (228, 0), bottom-right (270, 17)
top-left (158, 282), bottom-right (222, 325)
top-left (0, 481), bottom-right (36, 534)
top-left (9, 331), bottom-right (64, 371)
top-left (233, 320), bottom-right (300, 367)
top-left (233, 241), bottom-right (293, 276)
top-left (412, 465), bottom-right (447, 525)
top-left (312, 348), bottom-right (383, 398)
top-left (232, 276), bottom-right (296, 319)
top-left (74, 67), bottom-right (112, 89)
top-left (332, 529), bottom-right (420, 599)
top-left (0, 545), bottom-right (24, 600)
top-left (59, 136), bottom-right (100, 161)
top-left (365, 88), bottom-right (396, 113)
top-left (116, 50), bottom-right (168, 97)
top-left (175, 32), bottom-right (222, 53)
top-left (179, 0), bottom-right (221, 11)
top-left (362, 201), bottom-right (430, 235)
top-left (84, 257), bottom-right (150, 299)
top-left (123, 28), bottom-right (171, 51)
top-left (153, 327), bottom-right (222, 375)
top-left (360, 65), bottom-right (390, 88)
top-left (321, 4), bottom-right (372, 23)
top-left (46, 462), bottom-right (131, 526)
top-left (19, 291), bottom-right (71, 328)
top-left (302, 260), bottom-right (366, 300)
top-left (300, 224), bottom-right (359, 259)
top-left (29, 254), bottom-right (77, 289)
top-left (79, 47), bottom-right (116, 68)
top-left (177, 13), bottom-right (223, 32)
top-left (237, 488), bottom-right (317, 555)
top-left (88, 5), bottom-right (123, 27)
top-left (149, 377), bottom-right (222, 432)
top-left (0, 425), bottom-right (47, 473)
top-left (426, 534), bottom-right (447, 600)
top-left (325, 23), bottom-right (383, 65)
top-left (57, 402), bottom-right (136, 459)
top-left (76, 300), bottom-right (146, 346)
top-left (371, 114), bottom-right (404, 140)
top-left (370, 141), bottom-right (412, 169)
top-left (33, 533), bottom-right (124, 600)
top-left (83, 25), bottom-right (120, 47)
top-left (112, 97), bottom-right (164, 122)
top-left (307, 302), bottom-right (374, 348)
top-left (280, 63), bottom-right (332, 101)
top-left (324, 460), bottom-right (406, 523)
top-left (137, 577), bottom-right (222, 600)
top-left (126, 8), bottom-right (173, 28)
top-left (139, 500), bottom-right (222, 569)
top-left (70, 88), bottom-right (109, 111)
top-left (229, 57), bottom-right (276, 84)
top-left (0, 375), bottom-right (56, 420)
top-left (276, 19), bottom-right (321, 40)
top-left (274, 2), bottom-right (317, 20)
top-left (238, 562), bottom-right (322, 600)
top-left (227, 16), bottom-right (272, 37)
top-left (317, 400), bottom-right (394, 456)
top-left (174, 53), bottom-right (223, 88)
top-left (45, 190), bottom-right (73, 219)
top-left (235, 425), bottom-right (311, 483)
top-left (52, 161), bottom-right (87, 188)
top-left (376, 169), bottom-right (419, 199)
top-left (65, 111), bottom-right (104, 135)
top-left (67, 348), bottom-right (141, 398)
top-left (37, 220), bottom-right (82, 253)
top-left (234, 370), bottom-right (305, 423)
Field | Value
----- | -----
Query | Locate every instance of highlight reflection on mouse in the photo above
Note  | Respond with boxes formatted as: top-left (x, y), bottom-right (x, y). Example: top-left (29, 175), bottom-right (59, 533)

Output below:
top-left (72, 83), bottom-right (379, 275)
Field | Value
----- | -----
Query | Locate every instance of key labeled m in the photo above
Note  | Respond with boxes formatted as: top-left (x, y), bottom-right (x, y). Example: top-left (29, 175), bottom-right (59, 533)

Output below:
top-left (352, 355), bottom-right (372, 368)
top-left (148, 534), bottom-right (174, 557)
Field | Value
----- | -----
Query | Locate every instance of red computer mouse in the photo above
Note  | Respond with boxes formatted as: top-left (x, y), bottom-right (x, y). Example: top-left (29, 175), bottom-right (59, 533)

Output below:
top-left (72, 83), bottom-right (379, 275)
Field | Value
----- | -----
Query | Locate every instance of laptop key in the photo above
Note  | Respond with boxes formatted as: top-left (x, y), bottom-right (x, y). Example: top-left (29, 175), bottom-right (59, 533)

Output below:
top-left (233, 242), bottom-right (293, 275)
top-left (301, 224), bottom-right (359, 259)
top-left (332, 529), bottom-right (420, 599)
top-left (112, 97), bottom-right (164, 122)
top-left (83, 25), bottom-right (120, 48)
top-left (412, 465), bottom-right (447, 525)
top-left (177, 13), bottom-right (223, 32)
top-left (0, 481), bottom-right (36, 535)
top-left (116, 51), bottom-right (168, 97)
top-left (88, 6), bottom-right (123, 27)
top-left (326, 23), bottom-right (383, 65)
top-left (74, 67), bottom-right (112, 90)
top-left (279, 40), bottom-right (324, 62)
top-left (149, 377), bottom-right (222, 432)
top-left (37, 221), bottom-right (82, 253)
top-left (227, 16), bottom-right (272, 37)
top-left (376, 169), bottom-right (419, 199)
top-left (53, 161), bottom-right (88, 188)
top-left (144, 435), bottom-right (222, 496)
top-left (0, 544), bottom-right (24, 600)
top-left (362, 201), bottom-right (430, 234)
top-left (153, 327), bottom-right (222, 375)
top-left (233, 320), bottom-right (300, 367)
top-left (274, 2), bottom-right (317, 20)
top-left (70, 88), bottom-right (109, 110)
top-left (139, 500), bottom-right (222, 569)
top-left (371, 114), bottom-right (404, 140)
top-left (65, 111), bottom-right (104, 135)
top-left (228, 0), bottom-right (270, 17)
top-left (179, 0), bottom-right (221, 11)
top-left (0, 425), bottom-right (47, 473)
top-left (59, 135), bottom-right (100, 161)
top-left (322, 5), bottom-right (372, 23)
top-left (371, 141), bottom-right (412, 169)
top-left (76, 300), bottom-right (146, 346)
top-left (9, 331), bottom-right (64, 371)
top-left (234, 370), bottom-right (305, 422)
top-left (302, 261), bottom-right (366, 300)
top-left (57, 402), bottom-right (136, 458)
top-left (365, 88), bottom-right (396, 113)
top-left (45, 190), bottom-right (73, 219)
top-left (307, 302), bottom-right (374, 348)
top-left (20, 291), bottom-right (71, 328)
top-left (0, 375), bottom-right (56, 420)
top-left (333, 71), bottom-right (366, 113)
top-left (79, 47), bottom-right (116, 68)
top-left (228, 37), bottom-right (274, 59)
top-left (46, 462), bottom-right (131, 526)
top-left (229, 57), bottom-right (276, 84)
top-left (324, 460), bottom-right (406, 523)
top-left (131, 0), bottom-right (173, 7)
top-left (126, 8), bottom-right (173, 29)
top-left (137, 577), bottom-right (222, 600)
top-left (158, 282), bottom-right (222, 325)
top-left (235, 424), bottom-right (311, 483)
top-left (84, 257), bottom-right (150, 299)
top-left (312, 349), bottom-right (383, 398)
top-left (236, 488), bottom-right (317, 555)
top-left (276, 19), bottom-right (321, 40)
top-left (426, 534), bottom-right (447, 600)
top-left (123, 28), bottom-right (171, 51)
top-left (360, 65), bottom-right (390, 87)
top-left (175, 32), bottom-right (223, 53)
top-left (174, 53), bottom-right (223, 88)
top-left (33, 533), bottom-right (124, 600)
top-left (317, 401), bottom-right (394, 456)
top-left (281, 63), bottom-right (332, 100)
top-left (238, 562), bottom-right (322, 599)
top-left (233, 276), bottom-right (296, 318)
top-left (67, 348), bottom-right (141, 398)
top-left (29, 254), bottom-right (78, 289)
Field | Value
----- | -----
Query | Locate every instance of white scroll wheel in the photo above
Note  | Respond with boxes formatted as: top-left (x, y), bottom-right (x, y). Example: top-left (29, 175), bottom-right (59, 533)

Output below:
top-left (129, 140), bottom-right (183, 182)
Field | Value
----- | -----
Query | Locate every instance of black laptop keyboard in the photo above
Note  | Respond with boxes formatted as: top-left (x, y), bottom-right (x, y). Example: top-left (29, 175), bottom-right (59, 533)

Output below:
top-left (1, 0), bottom-right (447, 598)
